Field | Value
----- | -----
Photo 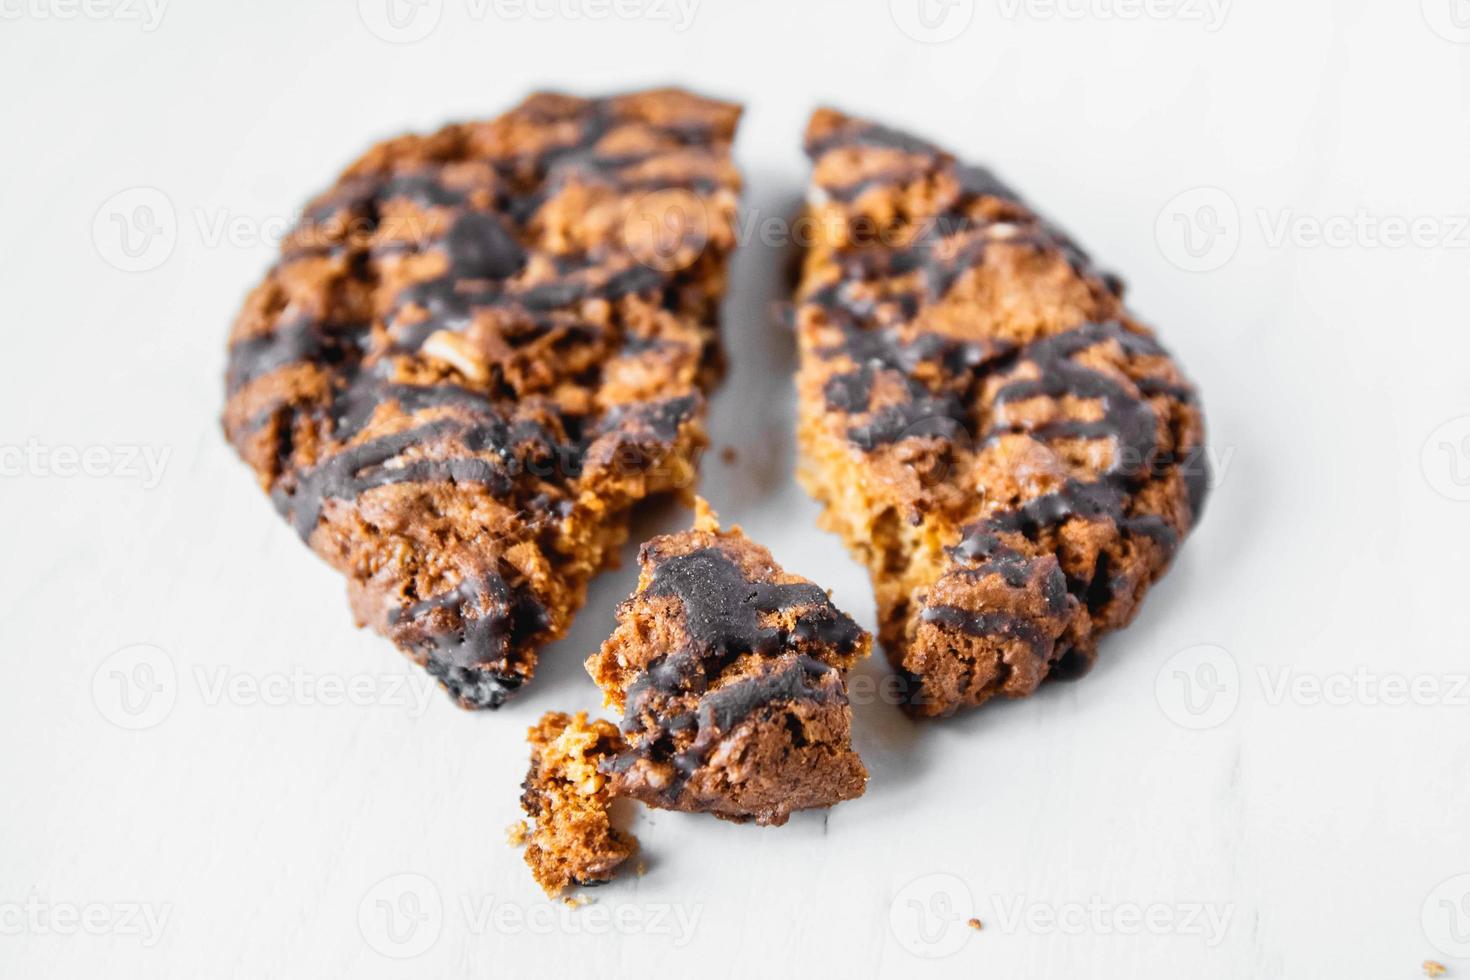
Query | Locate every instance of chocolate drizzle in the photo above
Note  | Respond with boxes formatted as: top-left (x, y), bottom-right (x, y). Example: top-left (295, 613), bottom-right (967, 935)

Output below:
top-left (629, 546), bottom-right (862, 698)
top-left (272, 417), bottom-right (523, 539)
top-left (612, 545), bottom-right (864, 799)
top-left (925, 317), bottom-right (1204, 676)
top-left (225, 319), bottom-right (363, 394)
top-left (919, 606), bottom-right (1049, 654)
top-left (952, 319), bottom-right (1203, 570)
top-left (818, 316), bottom-right (1015, 450)
top-left (799, 111), bottom-right (1209, 712)
top-left (221, 89), bottom-right (742, 708)
top-left (389, 571), bottom-right (550, 709)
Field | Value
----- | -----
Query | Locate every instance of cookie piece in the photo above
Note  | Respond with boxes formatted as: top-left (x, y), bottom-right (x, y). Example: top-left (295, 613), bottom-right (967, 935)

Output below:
top-left (794, 109), bottom-right (1208, 718)
top-left (221, 89), bottom-right (742, 707)
top-left (587, 501), bottom-right (870, 826)
top-left (520, 711), bottom-right (636, 896)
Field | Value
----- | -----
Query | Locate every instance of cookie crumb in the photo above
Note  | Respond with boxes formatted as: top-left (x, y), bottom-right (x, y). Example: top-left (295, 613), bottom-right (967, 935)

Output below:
top-left (720, 446), bottom-right (738, 464)
top-left (967, 918), bottom-right (983, 931)
top-left (1425, 961), bottom-right (1447, 978)
top-left (562, 895), bottom-right (590, 909)
top-left (520, 711), bottom-right (637, 897)
top-left (506, 820), bottom-right (529, 846)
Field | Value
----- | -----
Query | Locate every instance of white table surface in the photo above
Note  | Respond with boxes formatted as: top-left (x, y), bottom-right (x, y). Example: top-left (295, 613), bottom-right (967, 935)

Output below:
top-left (5, 1), bottom-right (1469, 976)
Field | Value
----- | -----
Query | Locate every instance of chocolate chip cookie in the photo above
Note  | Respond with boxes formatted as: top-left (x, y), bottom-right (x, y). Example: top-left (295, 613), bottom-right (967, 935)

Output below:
top-left (222, 89), bottom-right (742, 707)
top-left (794, 109), bottom-right (1208, 717)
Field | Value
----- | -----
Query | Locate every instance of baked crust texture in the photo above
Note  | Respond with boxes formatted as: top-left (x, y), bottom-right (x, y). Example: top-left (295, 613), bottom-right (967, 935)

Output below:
top-left (794, 109), bottom-right (1208, 717)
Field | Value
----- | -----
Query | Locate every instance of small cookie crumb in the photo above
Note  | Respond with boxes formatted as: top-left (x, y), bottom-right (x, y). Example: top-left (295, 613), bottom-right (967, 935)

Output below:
top-left (520, 711), bottom-right (637, 897)
top-left (967, 918), bottom-right (983, 931)
top-left (720, 446), bottom-right (738, 464)
top-left (506, 821), bottom-right (529, 846)
top-left (1424, 961), bottom-right (1447, 978)
top-left (562, 895), bottom-right (590, 909)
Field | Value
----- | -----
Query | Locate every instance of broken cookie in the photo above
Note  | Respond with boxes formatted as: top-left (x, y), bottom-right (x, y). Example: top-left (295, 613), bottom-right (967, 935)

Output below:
top-left (520, 711), bottom-right (636, 896)
top-left (793, 108), bottom-right (1209, 717)
top-left (222, 88), bottom-right (743, 708)
top-left (587, 501), bottom-right (870, 826)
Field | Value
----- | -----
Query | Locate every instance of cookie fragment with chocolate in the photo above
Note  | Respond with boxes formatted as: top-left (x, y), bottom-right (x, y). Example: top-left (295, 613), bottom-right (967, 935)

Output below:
top-left (587, 501), bottom-right (870, 826)
top-left (520, 711), bottom-right (636, 896)
top-left (794, 109), bottom-right (1209, 717)
top-left (221, 89), bottom-right (742, 708)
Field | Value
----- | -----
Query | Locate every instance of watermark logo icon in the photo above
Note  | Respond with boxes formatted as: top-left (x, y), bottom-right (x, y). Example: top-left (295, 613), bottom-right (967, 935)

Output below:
top-left (1156, 187), bottom-right (1240, 272)
top-left (1155, 644), bottom-right (1239, 730)
top-left (889, 0), bottom-right (974, 42)
top-left (1423, 0), bottom-right (1470, 42)
top-left (92, 644), bottom-right (177, 731)
top-left (358, 0), bottom-right (443, 42)
top-left (92, 187), bottom-right (177, 273)
top-left (889, 873), bottom-right (975, 958)
top-left (359, 873), bottom-right (443, 958)
top-left (1422, 416), bottom-right (1470, 502)
top-left (1423, 874), bottom-right (1470, 957)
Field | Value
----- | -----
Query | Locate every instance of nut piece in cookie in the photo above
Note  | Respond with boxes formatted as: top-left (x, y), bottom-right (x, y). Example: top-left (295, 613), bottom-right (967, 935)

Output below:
top-left (794, 109), bottom-right (1209, 717)
top-left (587, 500), bottom-right (870, 826)
top-left (521, 711), bottom-right (636, 896)
top-left (221, 88), bottom-right (743, 708)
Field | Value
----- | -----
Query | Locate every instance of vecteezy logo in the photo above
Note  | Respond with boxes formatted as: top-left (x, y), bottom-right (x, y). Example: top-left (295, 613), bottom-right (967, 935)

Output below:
top-left (357, 0), bottom-right (442, 43)
top-left (621, 189), bottom-right (711, 273)
top-left (888, 873), bottom-right (975, 959)
top-left (92, 187), bottom-right (177, 273)
top-left (889, 0), bottom-right (975, 43)
top-left (91, 644), bottom-right (178, 730)
top-left (1423, 874), bottom-right (1470, 957)
top-left (1155, 186), bottom-right (1240, 272)
top-left (1423, 0), bottom-right (1470, 43)
top-left (1422, 416), bottom-right (1470, 502)
top-left (1155, 644), bottom-right (1239, 730)
top-left (358, 873), bottom-right (443, 958)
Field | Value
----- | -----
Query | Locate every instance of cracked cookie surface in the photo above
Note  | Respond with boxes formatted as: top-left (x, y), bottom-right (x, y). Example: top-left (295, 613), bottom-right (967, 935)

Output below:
top-left (794, 109), bottom-right (1208, 718)
top-left (587, 501), bottom-right (869, 825)
top-left (222, 88), bottom-right (742, 707)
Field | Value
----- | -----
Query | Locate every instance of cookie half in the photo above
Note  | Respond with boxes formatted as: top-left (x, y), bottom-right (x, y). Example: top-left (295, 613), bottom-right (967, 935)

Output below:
top-left (794, 109), bottom-right (1208, 717)
top-left (222, 89), bottom-right (742, 707)
top-left (587, 501), bottom-right (870, 826)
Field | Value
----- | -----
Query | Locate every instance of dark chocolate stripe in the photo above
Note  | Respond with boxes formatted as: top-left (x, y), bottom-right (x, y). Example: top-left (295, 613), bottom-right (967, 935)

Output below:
top-left (617, 546), bottom-right (864, 784)
top-left (226, 318), bottom-right (366, 394)
top-left (274, 419), bottom-right (513, 539)
top-left (664, 655), bottom-right (844, 785)
top-left (920, 606), bottom-right (1050, 656)
top-left (390, 570), bottom-right (550, 709)
top-left (700, 655), bottom-right (840, 735)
